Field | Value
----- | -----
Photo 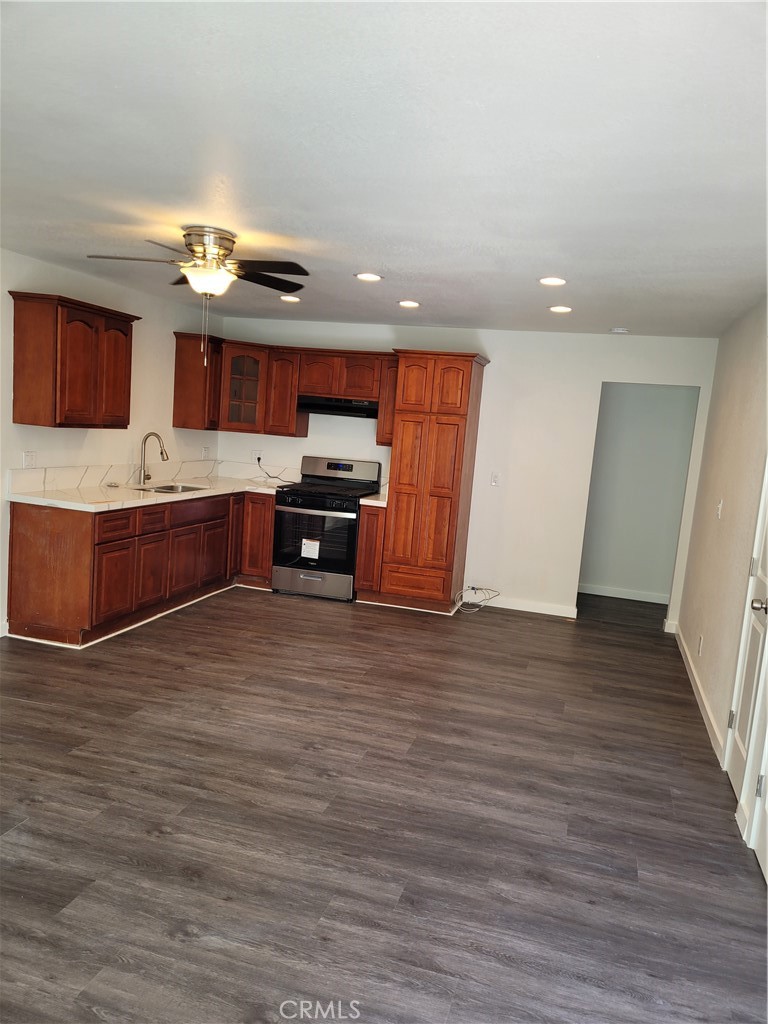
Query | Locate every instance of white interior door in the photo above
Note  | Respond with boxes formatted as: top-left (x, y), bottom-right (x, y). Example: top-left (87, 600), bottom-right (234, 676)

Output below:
top-left (736, 659), bottom-right (766, 879)
top-left (726, 457), bottom-right (768, 802)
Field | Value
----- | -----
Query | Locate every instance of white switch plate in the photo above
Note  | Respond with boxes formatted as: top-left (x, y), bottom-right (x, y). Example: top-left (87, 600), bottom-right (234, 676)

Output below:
top-left (490, 471), bottom-right (500, 487)
top-left (22, 450), bottom-right (36, 469)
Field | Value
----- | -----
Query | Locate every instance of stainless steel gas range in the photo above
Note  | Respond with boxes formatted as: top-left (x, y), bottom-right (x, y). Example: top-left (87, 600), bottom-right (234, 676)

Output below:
top-left (271, 456), bottom-right (382, 601)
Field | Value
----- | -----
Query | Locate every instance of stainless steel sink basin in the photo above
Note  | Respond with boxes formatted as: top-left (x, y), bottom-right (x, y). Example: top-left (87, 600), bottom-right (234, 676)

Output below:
top-left (136, 484), bottom-right (206, 493)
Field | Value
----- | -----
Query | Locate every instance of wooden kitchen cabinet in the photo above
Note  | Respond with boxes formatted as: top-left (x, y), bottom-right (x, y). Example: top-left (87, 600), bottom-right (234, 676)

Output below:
top-left (298, 352), bottom-right (381, 400)
top-left (355, 505), bottom-right (386, 592)
top-left (92, 538), bottom-right (136, 624)
top-left (394, 352), bottom-right (475, 415)
top-left (172, 332), bottom-right (223, 430)
top-left (241, 493), bottom-right (275, 581)
top-left (135, 532), bottom-right (170, 609)
top-left (264, 351), bottom-right (309, 436)
top-left (227, 494), bottom-right (244, 577)
top-left (373, 350), bottom-right (488, 612)
top-left (11, 292), bottom-right (139, 428)
top-left (218, 342), bottom-right (268, 433)
top-left (8, 494), bottom-right (234, 646)
top-left (375, 356), bottom-right (399, 446)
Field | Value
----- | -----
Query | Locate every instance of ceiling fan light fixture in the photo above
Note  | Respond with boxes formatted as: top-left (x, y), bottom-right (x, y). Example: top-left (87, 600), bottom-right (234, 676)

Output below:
top-left (180, 261), bottom-right (237, 296)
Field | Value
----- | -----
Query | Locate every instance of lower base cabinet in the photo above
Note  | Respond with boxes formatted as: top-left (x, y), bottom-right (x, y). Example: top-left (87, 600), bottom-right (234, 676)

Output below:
top-left (241, 493), bottom-right (275, 580)
top-left (8, 497), bottom-right (234, 646)
top-left (355, 505), bottom-right (386, 592)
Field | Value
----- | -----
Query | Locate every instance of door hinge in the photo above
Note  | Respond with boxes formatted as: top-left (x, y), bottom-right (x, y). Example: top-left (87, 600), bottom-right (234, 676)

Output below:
top-left (757, 774), bottom-right (765, 799)
top-left (728, 709), bottom-right (736, 729)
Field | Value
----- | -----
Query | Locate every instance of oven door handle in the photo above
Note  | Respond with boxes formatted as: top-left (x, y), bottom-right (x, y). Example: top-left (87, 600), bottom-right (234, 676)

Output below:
top-left (274, 505), bottom-right (357, 520)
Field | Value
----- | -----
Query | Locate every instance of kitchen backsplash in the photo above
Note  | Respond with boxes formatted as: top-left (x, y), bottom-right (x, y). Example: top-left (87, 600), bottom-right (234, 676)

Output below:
top-left (7, 459), bottom-right (303, 493)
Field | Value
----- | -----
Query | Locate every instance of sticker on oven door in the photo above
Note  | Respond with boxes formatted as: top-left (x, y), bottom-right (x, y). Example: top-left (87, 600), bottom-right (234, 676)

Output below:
top-left (301, 538), bottom-right (320, 559)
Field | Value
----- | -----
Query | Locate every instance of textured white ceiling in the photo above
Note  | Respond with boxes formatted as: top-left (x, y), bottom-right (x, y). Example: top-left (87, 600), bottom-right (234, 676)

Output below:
top-left (1, 2), bottom-right (765, 337)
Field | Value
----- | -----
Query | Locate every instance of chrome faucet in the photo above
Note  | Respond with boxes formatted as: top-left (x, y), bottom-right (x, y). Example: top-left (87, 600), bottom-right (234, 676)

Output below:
top-left (139, 431), bottom-right (169, 485)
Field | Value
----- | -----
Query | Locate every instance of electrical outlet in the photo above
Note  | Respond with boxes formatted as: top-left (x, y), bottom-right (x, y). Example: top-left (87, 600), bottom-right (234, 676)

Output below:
top-left (697, 634), bottom-right (704, 656)
top-left (490, 471), bottom-right (501, 487)
top-left (201, 446), bottom-right (210, 460)
top-left (22, 450), bottom-right (36, 469)
top-left (251, 450), bottom-right (263, 464)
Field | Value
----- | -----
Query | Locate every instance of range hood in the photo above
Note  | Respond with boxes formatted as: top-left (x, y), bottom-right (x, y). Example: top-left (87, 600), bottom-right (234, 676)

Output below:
top-left (297, 395), bottom-right (379, 419)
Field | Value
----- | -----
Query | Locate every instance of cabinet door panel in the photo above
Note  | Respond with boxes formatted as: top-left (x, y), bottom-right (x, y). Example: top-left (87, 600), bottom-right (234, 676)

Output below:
top-left (355, 505), bottom-right (386, 591)
top-left (93, 539), bottom-right (136, 624)
top-left (200, 519), bottom-right (229, 585)
top-left (380, 565), bottom-right (452, 602)
top-left (340, 356), bottom-right (380, 398)
top-left (219, 344), bottom-right (267, 432)
top-left (169, 525), bottom-right (202, 596)
top-left (242, 494), bottom-right (275, 577)
top-left (389, 415), bottom-right (429, 489)
top-left (420, 416), bottom-right (466, 567)
top-left (172, 333), bottom-right (223, 430)
top-left (298, 354), bottom-right (340, 395)
top-left (228, 495), bottom-right (244, 577)
top-left (99, 318), bottom-right (132, 425)
top-left (134, 532), bottom-right (170, 609)
top-left (431, 357), bottom-right (472, 415)
top-left (383, 490), bottom-right (421, 564)
top-left (57, 307), bottom-right (100, 424)
top-left (395, 356), bottom-right (434, 412)
top-left (264, 352), bottom-right (308, 436)
top-left (375, 357), bottom-right (398, 446)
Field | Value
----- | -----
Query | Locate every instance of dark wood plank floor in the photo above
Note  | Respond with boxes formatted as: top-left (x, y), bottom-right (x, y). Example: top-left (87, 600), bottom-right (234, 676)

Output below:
top-left (1, 590), bottom-right (765, 1024)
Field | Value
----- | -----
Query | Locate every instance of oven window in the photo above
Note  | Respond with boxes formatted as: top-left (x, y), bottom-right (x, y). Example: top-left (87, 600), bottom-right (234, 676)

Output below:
top-left (273, 510), bottom-right (358, 574)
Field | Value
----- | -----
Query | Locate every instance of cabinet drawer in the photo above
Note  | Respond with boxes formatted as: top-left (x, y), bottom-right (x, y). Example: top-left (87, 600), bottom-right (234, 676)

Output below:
top-left (380, 565), bottom-right (452, 602)
top-left (170, 495), bottom-right (230, 527)
top-left (138, 504), bottom-right (171, 535)
top-left (95, 509), bottom-right (137, 543)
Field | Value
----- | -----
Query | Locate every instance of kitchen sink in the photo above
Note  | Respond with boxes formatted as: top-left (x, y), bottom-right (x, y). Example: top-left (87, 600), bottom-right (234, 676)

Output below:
top-left (135, 484), bottom-right (206, 493)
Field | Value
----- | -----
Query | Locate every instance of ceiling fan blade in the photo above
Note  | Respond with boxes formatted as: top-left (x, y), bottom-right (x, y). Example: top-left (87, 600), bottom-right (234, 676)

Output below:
top-left (169, 276), bottom-right (188, 286)
top-left (237, 272), bottom-right (305, 293)
top-left (145, 238), bottom-right (193, 257)
top-left (228, 260), bottom-right (309, 276)
top-left (87, 254), bottom-right (183, 264)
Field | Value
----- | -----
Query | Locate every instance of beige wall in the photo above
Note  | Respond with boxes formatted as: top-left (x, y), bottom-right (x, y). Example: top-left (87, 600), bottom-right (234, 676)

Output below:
top-left (678, 298), bottom-right (768, 759)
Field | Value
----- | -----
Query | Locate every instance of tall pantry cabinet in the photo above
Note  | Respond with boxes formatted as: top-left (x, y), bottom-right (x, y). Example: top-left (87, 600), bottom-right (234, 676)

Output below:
top-left (376, 350), bottom-right (488, 612)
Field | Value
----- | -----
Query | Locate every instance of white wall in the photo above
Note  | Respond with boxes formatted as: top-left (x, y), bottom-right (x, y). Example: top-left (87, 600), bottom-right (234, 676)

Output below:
top-left (0, 247), bottom-right (719, 637)
top-left (678, 298), bottom-right (768, 760)
top-left (578, 383), bottom-right (700, 604)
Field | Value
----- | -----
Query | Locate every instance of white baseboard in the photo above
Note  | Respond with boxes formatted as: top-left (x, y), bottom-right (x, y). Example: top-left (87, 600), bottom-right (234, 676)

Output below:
top-left (578, 583), bottom-right (669, 604)
top-left (676, 629), bottom-right (725, 765)
top-left (663, 618), bottom-right (678, 634)
top-left (493, 596), bottom-right (577, 619)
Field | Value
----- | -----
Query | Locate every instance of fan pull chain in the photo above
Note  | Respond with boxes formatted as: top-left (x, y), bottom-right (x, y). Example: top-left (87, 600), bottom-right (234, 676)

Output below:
top-left (200, 293), bottom-right (210, 367)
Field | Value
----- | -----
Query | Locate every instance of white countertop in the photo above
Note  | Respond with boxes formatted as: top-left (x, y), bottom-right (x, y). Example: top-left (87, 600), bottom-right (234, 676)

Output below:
top-left (7, 476), bottom-right (388, 512)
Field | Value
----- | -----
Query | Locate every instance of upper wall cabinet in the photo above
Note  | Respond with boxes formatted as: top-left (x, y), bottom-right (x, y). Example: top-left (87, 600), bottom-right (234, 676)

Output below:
top-left (11, 292), bottom-right (140, 428)
top-left (173, 332), bottom-right (224, 430)
top-left (218, 342), bottom-right (268, 433)
top-left (298, 352), bottom-right (381, 400)
top-left (394, 352), bottom-right (475, 416)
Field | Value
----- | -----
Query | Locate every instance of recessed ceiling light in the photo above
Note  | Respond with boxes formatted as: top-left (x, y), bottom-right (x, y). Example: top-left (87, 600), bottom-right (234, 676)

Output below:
top-left (549, 305), bottom-right (572, 313)
top-left (539, 276), bottom-right (566, 286)
top-left (355, 272), bottom-right (382, 282)
top-left (280, 295), bottom-right (301, 303)
top-left (399, 300), bottom-right (420, 309)
top-left (610, 327), bottom-right (630, 334)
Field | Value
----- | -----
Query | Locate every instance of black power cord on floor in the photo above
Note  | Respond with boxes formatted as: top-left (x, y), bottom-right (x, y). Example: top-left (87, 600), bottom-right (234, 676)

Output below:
top-left (455, 586), bottom-right (500, 613)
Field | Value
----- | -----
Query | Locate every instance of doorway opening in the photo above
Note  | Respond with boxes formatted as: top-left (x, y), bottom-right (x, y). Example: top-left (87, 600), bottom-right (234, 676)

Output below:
top-left (578, 382), bottom-right (700, 629)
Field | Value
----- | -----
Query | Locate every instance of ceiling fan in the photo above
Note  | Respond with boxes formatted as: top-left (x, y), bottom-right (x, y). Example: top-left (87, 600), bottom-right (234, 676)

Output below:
top-left (88, 225), bottom-right (309, 297)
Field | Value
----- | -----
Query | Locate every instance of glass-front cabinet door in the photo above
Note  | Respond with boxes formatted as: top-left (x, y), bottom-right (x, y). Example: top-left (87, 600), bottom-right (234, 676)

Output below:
top-left (219, 342), bottom-right (268, 432)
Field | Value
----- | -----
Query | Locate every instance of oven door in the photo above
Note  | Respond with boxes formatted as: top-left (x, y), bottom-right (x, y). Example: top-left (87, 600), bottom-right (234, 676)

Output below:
top-left (272, 505), bottom-right (359, 598)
